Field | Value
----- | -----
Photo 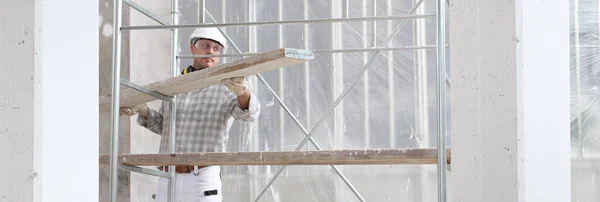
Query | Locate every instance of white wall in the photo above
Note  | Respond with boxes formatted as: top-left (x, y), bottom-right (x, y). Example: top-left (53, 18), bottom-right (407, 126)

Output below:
top-left (1, 0), bottom-right (99, 201)
top-left (450, 0), bottom-right (570, 201)
top-left (519, 0), bottom-right (571, 201)
top-left (39, 1), bottom-right (99, 201)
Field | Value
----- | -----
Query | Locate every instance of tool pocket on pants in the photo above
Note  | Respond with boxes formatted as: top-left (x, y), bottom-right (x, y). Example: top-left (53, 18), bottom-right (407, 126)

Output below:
top-left (176, 181), bottom-right (222, 202)
top-left (189, 172), bottom-right (222, 202)
top-left (198, 188), bottom-right (221, 202)
top-left (186, 186), bottom-right (221, 202)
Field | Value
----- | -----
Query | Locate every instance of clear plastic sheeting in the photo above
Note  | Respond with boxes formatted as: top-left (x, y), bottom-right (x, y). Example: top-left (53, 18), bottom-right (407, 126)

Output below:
top-left (571, 0), bottom-right (600, 201)
top-left (176, 0), bottom-right (443, 201)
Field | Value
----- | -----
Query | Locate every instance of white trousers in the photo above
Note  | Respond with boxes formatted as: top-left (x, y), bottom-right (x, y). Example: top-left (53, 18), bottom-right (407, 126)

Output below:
top-left (155, 166), bottom-right (222, 202)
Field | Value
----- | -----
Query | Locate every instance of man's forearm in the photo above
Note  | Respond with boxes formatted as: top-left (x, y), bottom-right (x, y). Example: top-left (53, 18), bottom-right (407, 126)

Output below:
top-left (237, 90), bottom-right (251, 110)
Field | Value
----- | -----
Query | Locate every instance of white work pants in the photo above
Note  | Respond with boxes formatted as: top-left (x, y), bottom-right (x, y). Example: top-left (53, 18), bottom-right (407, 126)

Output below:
top-left (155, 166), bottom-right (222, 202)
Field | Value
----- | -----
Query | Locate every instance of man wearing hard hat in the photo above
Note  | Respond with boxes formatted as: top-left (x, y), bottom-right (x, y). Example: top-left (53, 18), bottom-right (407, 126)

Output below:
top-left (120, 27), bottom-right (260, 202)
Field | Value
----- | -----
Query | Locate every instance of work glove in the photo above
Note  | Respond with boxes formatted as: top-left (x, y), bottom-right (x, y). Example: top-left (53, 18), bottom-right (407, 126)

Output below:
top-left (119, 103), bottom-right (149, 117)
top-left (222, 77), bottom-right (248, 96)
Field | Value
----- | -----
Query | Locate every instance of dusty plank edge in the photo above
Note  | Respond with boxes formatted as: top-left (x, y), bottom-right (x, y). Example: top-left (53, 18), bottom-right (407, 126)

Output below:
top-left (99, 148), bottom-right (451, 166)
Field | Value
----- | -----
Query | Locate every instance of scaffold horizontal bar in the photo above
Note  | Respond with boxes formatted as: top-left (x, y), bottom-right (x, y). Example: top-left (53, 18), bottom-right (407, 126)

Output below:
top-left (121, 14), bottom-right (435, 30)
top-left (178, 45), bottom-right (437, 59)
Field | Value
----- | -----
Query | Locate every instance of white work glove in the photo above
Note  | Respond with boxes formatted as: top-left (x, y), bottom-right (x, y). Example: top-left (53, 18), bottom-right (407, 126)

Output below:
top-left (119, 103), bottom-right (149, 117)
top-left (222, 77), bottom-right (248, 96)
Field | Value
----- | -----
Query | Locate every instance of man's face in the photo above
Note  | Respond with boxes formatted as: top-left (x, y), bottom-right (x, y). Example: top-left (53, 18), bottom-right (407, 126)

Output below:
top-left (191, 39), bottom-right (223, 68)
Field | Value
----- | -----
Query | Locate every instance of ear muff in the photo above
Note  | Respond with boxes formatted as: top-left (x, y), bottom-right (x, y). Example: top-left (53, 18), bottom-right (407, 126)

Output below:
top-left (182, 66), bottom-right (194, 75)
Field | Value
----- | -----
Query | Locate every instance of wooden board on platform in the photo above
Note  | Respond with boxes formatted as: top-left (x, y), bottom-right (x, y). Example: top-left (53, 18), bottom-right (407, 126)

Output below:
top-left (99, 149), bottom-right (451, 166)
top-left (99, 48), bottom-right (314, 112)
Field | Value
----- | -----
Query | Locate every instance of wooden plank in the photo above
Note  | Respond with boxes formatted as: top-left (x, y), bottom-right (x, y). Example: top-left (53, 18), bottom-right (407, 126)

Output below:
top-left (99, 48), bottom-right (314, 112)
top-left (99, 149), bottom-right (451, 166)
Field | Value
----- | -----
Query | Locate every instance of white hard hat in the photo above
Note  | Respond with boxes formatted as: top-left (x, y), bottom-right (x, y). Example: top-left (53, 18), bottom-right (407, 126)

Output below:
top-left (189, 27), bottom-right (228, 49)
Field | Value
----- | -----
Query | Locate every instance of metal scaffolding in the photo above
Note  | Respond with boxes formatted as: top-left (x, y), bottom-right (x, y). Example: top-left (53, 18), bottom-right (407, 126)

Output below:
top-left (105, 0), bottom-right (447, 201)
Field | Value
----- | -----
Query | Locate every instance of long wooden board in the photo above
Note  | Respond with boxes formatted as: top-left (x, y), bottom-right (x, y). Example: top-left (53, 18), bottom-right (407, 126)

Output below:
top-left (99, 48), bottom-right (314, 112)
top-left (98, 149), bottom-right (451, 166)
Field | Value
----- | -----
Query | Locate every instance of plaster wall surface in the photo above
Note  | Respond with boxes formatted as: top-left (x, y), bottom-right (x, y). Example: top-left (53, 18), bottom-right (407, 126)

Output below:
top-left (0, 1), bottom-right (35, 201)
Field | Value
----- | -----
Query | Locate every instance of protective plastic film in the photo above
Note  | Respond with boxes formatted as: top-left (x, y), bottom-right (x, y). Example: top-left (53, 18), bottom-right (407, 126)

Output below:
top-left (571, 1), bottom-right (600, 201)
top-left (176, 0), bottom-right (443, 201)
